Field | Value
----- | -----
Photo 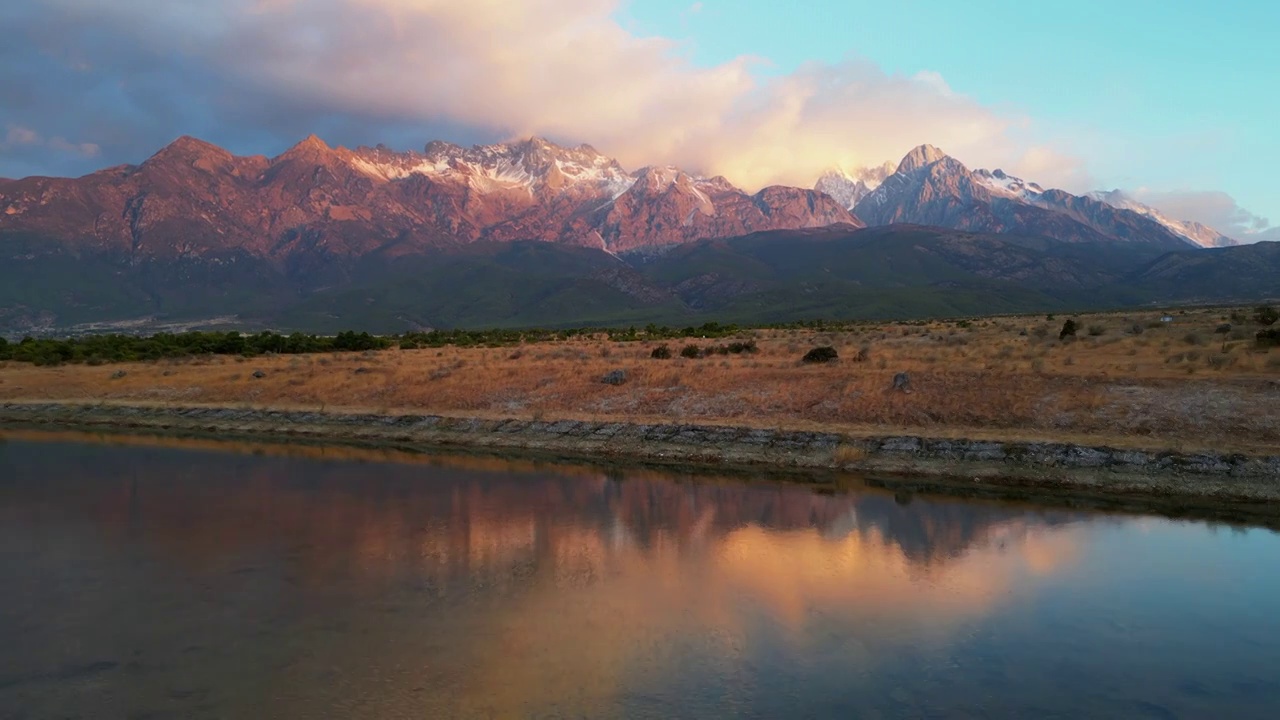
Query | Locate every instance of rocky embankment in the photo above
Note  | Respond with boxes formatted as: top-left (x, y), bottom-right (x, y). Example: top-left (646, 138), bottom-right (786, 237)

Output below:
top-left (2, 401), bottom-right (1278, 515)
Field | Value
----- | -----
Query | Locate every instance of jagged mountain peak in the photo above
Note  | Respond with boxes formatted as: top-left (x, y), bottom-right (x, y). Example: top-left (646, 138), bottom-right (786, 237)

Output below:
top-left (295, 133), bottom-right (330, 150)
top-left (135, 135), bottom-right (252, 180)
top-left (0, 133), bottom-right (862, 265)
top-left (632, 165), bottom-right (696, 191)
top-left (972, 167), bottom-right (1045, 201)
top-left (814, 172), bottom-right (868, 211)
top-left (162, 134), bottom-right (224, 152)
top-left (814, 162), bottom-right (898, 211)
top-left (509, 136), bottom-right (605, 161)
top-left (422, 139), bottom-right (463, 157)
top-left (1087, 189), bottom-right (1238, 248)
top-left (855, 146), bottom-right (1195, 249)
top-left (275, 133), bottom-right (338, 163)
top-left (145, 135), bottom-right (233, 165)
top-left (896, 144), bottom-right (951, 174)
top-left (507, 136), bottom-right (621, 173)
top-left (425, 136), bottom-right (609, 166)
top-left (350, 136), bottom-right (631, 194)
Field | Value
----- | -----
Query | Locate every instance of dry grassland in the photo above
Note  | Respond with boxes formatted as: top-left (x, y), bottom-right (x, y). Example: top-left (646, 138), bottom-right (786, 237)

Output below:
top-left (2, 307), bottom-right (1278, 455)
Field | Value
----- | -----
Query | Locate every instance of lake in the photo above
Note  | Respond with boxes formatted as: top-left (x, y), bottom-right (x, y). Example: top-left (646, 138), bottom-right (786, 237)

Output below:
top-left (1, 432), bottom-right (1278, 719)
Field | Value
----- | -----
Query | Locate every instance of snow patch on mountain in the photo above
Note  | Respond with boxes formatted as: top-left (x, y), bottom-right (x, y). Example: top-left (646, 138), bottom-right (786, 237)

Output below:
top-left (973, 169), bottom-right (1045, 202)
top-left (347, 138), bottom-right (636, 196)
top-left (813, 161), bottom-right (896, 210)
top-left (630, 165), bottom-right (719, 217)
top-left (851, 145), bottom-right (1200, 249)
top-left (1087, 190), bottom-right (1238, 248)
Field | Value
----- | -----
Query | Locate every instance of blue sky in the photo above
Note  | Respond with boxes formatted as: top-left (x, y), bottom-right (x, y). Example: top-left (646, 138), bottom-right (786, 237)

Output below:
top-left (620, 0), bottom-right (1279, 231)
top-left (0, 0), bottom-right (1275, 238)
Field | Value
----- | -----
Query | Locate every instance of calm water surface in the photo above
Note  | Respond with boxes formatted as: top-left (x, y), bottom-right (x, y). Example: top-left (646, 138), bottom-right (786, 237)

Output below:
top-left (2, 434), bottom-right (1279, 719)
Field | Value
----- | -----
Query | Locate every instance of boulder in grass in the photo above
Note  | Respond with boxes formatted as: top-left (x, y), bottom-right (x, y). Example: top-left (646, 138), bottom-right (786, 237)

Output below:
top-left (892, 372), bottom-right (912, 393)
top-left (802, 346), bottom-right (838, 363)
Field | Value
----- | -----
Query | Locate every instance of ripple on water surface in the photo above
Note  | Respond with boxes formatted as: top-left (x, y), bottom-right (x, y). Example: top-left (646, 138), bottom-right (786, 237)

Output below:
top-left (1, 433), bottom-right (1278, 719)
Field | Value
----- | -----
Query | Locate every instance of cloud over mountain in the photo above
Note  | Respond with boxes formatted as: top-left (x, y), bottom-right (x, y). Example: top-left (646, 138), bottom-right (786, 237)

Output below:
top-left (2, 0), bottom-right (1271, 240)
top-left (1126, 189), bottom-right (1275, 243)
top-left (1, 0), bottom-right (1082, 191)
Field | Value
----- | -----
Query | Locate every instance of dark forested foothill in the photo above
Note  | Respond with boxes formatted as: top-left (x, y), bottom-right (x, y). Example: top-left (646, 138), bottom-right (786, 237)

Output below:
top-left (0, 320), bottom-right (817, 366)
top-left (0, 331), bottom-right (392, 366)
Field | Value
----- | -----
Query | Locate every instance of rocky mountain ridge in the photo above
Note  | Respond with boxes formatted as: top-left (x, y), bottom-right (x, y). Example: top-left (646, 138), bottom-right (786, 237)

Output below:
top-left (3, 134), bottom-right (1272, 333)
top-left (3, 134), bottom-right (1247, 263)
top-left (813, 161), bottom-right (897, 211)
top-left (0, 134), bottom-right (859, 262)
top-left (821, 146), bottom-right (1236, 249)
top-left (843, 145), bottom-right (1193, 249)
top-left (1085, 189), bottom-right (1238, 248)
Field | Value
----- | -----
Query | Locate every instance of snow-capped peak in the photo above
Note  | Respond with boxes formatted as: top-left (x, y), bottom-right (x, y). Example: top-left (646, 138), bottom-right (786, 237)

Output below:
top-left (973, 168), bottom-right (1045, 202)
top-left (347, 137), bottom-right (635, 197)
top-left (1087, 190), bottom-right (1238, 248)
top-left (814, 161), bottom-right (897, 210)
top-left (633, 164), bottom-right (685, 191)
top-left (896, 144), bottom-right (949, 174)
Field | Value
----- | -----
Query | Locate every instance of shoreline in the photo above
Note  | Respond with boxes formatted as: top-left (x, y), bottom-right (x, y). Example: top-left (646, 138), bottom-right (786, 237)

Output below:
top-left (2, 400), bottom-right (1279, 525)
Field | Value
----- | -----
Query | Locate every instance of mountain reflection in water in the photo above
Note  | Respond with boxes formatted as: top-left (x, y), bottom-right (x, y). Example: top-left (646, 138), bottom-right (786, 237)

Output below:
top-left (2, 434), bottom-right (1277, 719)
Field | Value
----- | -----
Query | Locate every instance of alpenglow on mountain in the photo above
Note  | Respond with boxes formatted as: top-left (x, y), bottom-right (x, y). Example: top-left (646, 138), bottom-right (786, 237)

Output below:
top-left (0, 134), bottom-right (857, 262)
top-left (819, 145), bottom-right (1236, 249)
top-left (2, 133), bottom-right (1273, 333)
top-left (1, 134), bottom-right (1246, 264)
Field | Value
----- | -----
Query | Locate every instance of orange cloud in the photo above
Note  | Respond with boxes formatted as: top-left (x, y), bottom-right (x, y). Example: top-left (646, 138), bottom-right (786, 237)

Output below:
top-left (43, 0), bottom-right (1086, 190)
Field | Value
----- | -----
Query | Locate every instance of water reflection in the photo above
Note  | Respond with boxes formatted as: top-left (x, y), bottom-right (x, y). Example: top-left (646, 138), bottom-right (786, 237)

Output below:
top-left (1, 434), bottom-right (1277, 719)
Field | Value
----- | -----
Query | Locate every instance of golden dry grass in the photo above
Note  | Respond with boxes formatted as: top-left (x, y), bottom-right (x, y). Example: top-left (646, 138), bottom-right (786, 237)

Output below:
top-left (2, 307), bottom-right (1277, 454)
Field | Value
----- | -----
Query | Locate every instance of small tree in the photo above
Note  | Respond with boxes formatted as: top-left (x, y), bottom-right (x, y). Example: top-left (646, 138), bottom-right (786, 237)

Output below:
top-left (680, 344), bottom-right (701, 359)
top-left (650, 344), bottom-right (672, 359)
top-left (1059, 319), bottom-right (1079, 340)
top-left (1256, 306), bottom-right (1279, 326)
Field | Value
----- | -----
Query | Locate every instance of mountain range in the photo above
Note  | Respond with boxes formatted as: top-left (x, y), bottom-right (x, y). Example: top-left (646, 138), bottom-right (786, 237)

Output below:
top-left (0, 134), bottom-right (855, 260)
top-left (0, 135), bottom-right (1274, 333)
top-left (827, 145), bottom-right (1237, 250)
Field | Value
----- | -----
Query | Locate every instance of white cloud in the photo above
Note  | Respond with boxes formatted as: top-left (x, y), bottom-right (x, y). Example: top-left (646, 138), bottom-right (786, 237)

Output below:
top-left (47, 136), bottom-right (101, 157)
top-left (3, 125), bottom-right (41, 147)
top-left (1127, 188), bottom-right (1275, 242)
top-left (13, 0), bottom-right (1277, 242)
top-left (18, 0), bottom-right (1086, 191)
top-left (1, 123), bottom-right (99, 157)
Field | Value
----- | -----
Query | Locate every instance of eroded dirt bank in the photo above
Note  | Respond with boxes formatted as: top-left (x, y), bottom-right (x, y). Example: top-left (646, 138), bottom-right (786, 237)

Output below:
top-left (2, 401), bottom-right (1278, 523)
